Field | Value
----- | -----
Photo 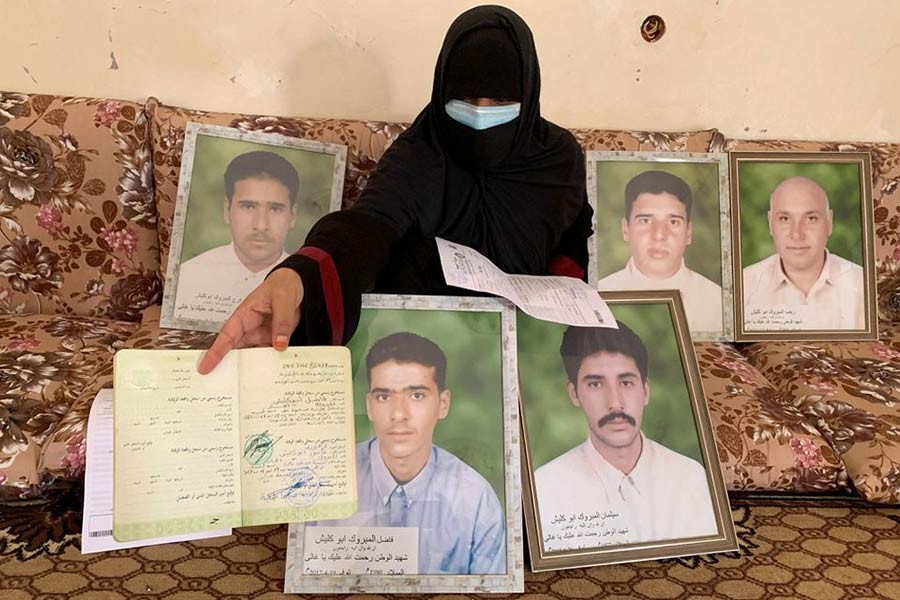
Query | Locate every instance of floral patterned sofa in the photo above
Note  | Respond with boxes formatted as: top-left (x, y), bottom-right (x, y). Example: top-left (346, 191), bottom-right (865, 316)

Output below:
top-left (1, 90), bottom-right (898, 505)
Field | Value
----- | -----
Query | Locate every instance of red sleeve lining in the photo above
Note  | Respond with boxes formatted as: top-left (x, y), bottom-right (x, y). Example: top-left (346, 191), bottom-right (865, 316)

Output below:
top-left (548, 254), bottom-right (584, 280)
top-left (296, 247), bottom-right (344, 345)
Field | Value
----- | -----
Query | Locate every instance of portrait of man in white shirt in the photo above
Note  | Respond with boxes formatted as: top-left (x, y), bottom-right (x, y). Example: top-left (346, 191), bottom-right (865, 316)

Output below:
top-left (174, 151), bottom-right (298, 320)
top-left (597, 170), bottom-right (724, 335)
top-left (533, 321), bottom-right (718, 552)
top-left (742, 175), bottom-right (864, 331)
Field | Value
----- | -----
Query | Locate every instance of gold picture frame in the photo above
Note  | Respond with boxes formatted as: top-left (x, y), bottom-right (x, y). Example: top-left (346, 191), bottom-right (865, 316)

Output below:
top-left (730, 152), bottom-right (877, 341)
top-left (519, 290), bottom-right (737, 571)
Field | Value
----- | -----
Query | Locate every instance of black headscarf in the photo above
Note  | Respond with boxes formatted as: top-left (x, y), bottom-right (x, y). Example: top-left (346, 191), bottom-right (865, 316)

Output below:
top-left (286, 5), bottom-right (590, 346)
top-left (351, 4), bottom-right (586, 280)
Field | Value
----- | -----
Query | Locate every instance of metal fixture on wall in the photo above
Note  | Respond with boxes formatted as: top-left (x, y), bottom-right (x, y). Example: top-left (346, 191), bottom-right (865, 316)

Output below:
top-left (641, 15), bottom-right (666, 43)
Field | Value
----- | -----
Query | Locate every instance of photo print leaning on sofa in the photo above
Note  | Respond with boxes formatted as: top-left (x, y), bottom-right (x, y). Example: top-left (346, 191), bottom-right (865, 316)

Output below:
top-left (305, 330), bottom-right (507, 575)
top-left (162, 123), bottom-right (345, 332)
top-left (517, 292), bottom-right (736, 571)
top-left (589, 153), bottom-right (732, 341)
top-left (732, 151), bottom-right (876, 339)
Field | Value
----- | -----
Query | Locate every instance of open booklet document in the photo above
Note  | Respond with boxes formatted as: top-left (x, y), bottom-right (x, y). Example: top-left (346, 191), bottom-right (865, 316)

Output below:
top-left (82, 389), bottom-right (232, 553)
top-left (112, 346), bottom-right (357, 542)
top-left (436, 237), bottom-right (616, 328)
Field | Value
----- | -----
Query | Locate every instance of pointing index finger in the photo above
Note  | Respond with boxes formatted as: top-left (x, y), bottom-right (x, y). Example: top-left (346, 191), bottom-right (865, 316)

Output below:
top-left (198, 312), bottom-right (249, 374)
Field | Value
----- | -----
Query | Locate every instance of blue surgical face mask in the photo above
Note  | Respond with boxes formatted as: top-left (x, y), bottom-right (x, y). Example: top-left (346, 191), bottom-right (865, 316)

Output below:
top-left (444, 99), bottom-right (521, 131)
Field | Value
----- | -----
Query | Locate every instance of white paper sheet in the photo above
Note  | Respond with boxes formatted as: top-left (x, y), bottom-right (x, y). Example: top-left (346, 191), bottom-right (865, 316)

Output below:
top-left (81, 389), bottom-right (232, 554)
top-left (436, 237), bottom-right (616, 327)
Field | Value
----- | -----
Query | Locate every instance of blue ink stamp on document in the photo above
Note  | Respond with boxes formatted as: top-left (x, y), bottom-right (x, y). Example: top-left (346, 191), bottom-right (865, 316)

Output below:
top-left (264, 466), bottom-right (320, 506)
top-left (243, 431), bottom-right (277, 466)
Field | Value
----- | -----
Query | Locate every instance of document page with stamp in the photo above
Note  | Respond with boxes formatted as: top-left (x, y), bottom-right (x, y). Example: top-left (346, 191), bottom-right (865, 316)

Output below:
top-left (113, 347), bottom-right (357, 542)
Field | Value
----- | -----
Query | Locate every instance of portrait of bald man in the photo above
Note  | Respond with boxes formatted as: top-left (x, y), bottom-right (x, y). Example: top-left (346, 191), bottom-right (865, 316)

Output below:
top-left (742, 175), bottom-right (864, 330)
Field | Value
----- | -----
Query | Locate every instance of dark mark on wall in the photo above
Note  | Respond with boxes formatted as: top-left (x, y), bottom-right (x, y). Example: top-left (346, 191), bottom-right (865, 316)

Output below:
top-left (108, 29), bottom-right (119, 70)
top-left (229, 75), bottom-right (236, 84)
top-left (22, 66), bottom-right (38, 84)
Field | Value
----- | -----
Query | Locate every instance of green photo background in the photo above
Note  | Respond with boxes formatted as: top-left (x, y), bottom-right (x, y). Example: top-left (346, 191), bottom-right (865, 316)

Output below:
top-left (518, 303), bottom-right (704, 470)
top-left (179, 134), bottom-right (338, 262)
top-left (348, 307), bottom-right (507, 510)
top-left (594, 161), bottom-right (723, 284)
top-left (738, 161), bottom-right (863, 267)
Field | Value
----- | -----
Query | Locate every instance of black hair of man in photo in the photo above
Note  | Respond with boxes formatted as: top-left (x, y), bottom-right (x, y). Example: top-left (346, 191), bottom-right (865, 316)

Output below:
top-left (559, 321), bottom-right (649, 384)
top-left (224, 151), bottom-right (300, 208)
top-left (365, 331), bottom-right (449, 391)
top-left (624, 170), bottom-right (693, 222)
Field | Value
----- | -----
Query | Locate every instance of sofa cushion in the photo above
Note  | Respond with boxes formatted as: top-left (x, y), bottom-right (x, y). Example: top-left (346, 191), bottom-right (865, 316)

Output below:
top-left (146, 98), bottom-right (408, 279)
top-left (694, 342), bottom-right (847, 493)
top-left (744, 341), bottom-right (900, 503)
top-left (0, 91), bottom-right (161, 320)
top-left (0, 313), bottom-right (137, 499)
top-left (122, 304), bottom-right (216, 351)
top-left (572, 127), bottom-right (719, 153)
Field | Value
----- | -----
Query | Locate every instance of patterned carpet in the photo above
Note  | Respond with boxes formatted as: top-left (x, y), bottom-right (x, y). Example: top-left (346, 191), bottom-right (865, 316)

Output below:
top-left (1, 487), bottom-right (899, 599)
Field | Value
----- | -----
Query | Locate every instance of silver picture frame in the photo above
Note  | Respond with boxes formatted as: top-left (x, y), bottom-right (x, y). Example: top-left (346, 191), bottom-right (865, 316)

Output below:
top-left (284, 294), bottom-right (524, 593)
top-left (161, 122), bottom-right (346, 332)
top-left (587, 151), bottom-right (734, 341)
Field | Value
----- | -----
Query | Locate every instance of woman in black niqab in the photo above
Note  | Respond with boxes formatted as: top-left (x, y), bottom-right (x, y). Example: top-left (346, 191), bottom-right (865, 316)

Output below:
top-left (198, 5), bottom-right (593, 370)
top-left (360, 5), bottom-right (591, 287)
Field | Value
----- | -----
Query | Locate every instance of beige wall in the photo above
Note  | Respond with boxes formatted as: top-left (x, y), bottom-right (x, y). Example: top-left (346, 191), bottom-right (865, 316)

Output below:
top-left (4, 0), bottom-right (899, 141)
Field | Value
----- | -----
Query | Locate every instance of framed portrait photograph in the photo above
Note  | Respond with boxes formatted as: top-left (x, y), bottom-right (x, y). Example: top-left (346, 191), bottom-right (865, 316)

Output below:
top-left (730, 152), bottom-right (877, 341)
top-left (588, 152), bottom-right (733, 341)
top-left (160, 122), bottom-right (347, 332)
top-left (284, 295), bottom-right (524, 593)
top-left (519, 290), bottom-right (737, 571)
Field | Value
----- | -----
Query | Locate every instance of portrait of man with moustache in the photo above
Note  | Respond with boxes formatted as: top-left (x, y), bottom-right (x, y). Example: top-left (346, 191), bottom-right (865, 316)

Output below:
top-left (533, 321), bottom-right (717, 552)
top-left (308, 331), bottom-right (506, 575)
top-left (174, 150), bottom-right (299, 316)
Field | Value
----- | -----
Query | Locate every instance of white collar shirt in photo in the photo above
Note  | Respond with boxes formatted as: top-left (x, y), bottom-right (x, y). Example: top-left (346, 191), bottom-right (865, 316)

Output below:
top-left (597, 258), bottom-right (724, 334)
top-left (742, 251), bottom-right (864, 330)
top-left (533, 434), bottom-right (718, 552)
top-left (173, 242), bottom-right (289, 322)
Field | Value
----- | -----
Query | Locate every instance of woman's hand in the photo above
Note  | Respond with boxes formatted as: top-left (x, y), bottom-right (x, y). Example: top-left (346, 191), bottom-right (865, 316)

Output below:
top-left (197, 268), bottom-right (304, 374)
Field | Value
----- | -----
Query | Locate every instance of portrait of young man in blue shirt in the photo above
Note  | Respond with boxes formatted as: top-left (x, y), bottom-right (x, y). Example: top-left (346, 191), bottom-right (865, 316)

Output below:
top-left (310, 331), bottom-right (506, 575)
